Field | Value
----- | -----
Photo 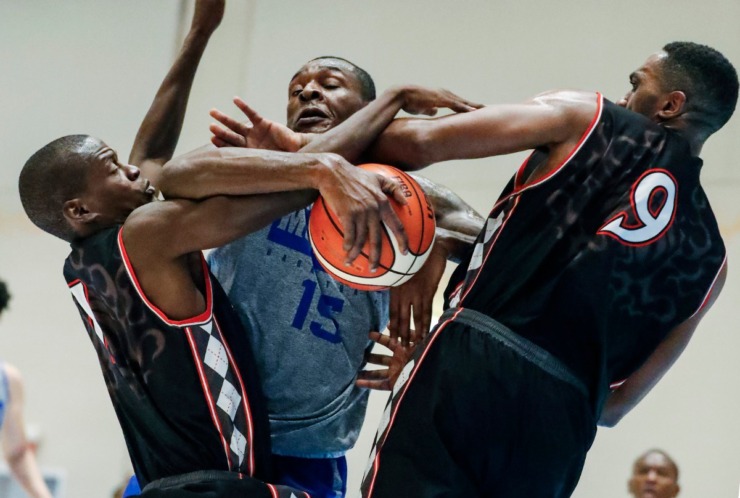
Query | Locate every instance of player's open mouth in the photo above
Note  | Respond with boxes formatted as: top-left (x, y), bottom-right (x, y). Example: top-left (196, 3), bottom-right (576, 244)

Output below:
top-left (297, 107), bottom-right (330, 125)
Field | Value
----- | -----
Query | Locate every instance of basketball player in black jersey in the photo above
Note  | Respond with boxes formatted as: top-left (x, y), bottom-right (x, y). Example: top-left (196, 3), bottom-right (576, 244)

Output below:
top-left (17, 1), bottom-right (482, 493)
top-left (348, 42), bottom-right (737, 497)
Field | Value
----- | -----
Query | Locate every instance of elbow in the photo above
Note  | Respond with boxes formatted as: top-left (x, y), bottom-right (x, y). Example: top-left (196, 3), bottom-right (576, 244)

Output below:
top-left (597, 395), bottom-right (629, 428)
top-left (399, 120), bottom-right (438, 171)
top-left (375, 119), bottom-right (437, 171)
top-left (597, 411), bottom-right (623, 428)
top-left (158, 156), bottom-right (203, 200)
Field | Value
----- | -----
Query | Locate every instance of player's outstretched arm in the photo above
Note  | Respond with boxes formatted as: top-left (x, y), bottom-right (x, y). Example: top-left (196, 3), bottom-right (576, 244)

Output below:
top-left (599, 261), bottom-right (727, 427)
top-left (368, 90), bottom-right (597, 170)
top-left (209, 86), bottom-right (482, 162)
top-left (158, 148), bottom-right (409, 267)
top-left (129, 0), bottom-right (225, 185)
top-left (299, 85), bottom-right (482, 162)
top-left (1, 365), bottom-right (52, 498)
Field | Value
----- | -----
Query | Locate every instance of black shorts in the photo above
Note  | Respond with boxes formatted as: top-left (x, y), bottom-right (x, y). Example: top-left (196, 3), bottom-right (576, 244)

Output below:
top-left (362, 308), bottom-right (596, 498)
top-left (139, 469), bottom-right (310, 498)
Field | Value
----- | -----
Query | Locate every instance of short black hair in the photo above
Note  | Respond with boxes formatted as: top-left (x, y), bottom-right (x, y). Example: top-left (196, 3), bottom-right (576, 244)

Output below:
top-left (0, 279), bottom-right (10, 315)
top-left (634, 448), bottom-right (679, 482)
top-left (308, 56), bottom-right (376, 101)
top-left (661, 41), bottom-right (738, 134)
top-left (19, 134), bottom-right (95, 242)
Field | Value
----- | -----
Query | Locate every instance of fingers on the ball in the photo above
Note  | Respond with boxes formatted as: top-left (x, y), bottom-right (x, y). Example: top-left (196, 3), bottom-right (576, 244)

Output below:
top-left (342, 216), bottom-right (357, 252)
top-left (366, 211), bottom-right (381, 270)
top-left (385, 179), bottom-right (408, 206)
top-left (345, 215), bottom-right (368, 264)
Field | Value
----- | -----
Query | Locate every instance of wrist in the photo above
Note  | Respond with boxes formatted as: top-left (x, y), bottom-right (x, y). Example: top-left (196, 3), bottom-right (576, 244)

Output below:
top-left (384, 85), bottom-right (409, 105)
top-left (309, 153), bottom-right (344, 190)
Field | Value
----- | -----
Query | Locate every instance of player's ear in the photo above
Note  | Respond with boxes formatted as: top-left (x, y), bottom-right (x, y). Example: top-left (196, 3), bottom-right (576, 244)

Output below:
top-left (657, 90), bottom-right (686, 121)
top-left (63, 198), bottom-right (99, 227)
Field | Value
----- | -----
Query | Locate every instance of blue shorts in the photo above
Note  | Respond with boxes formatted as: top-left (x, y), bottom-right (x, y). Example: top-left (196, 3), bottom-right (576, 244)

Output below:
top-left (272, 454), bottom-right (347, 498)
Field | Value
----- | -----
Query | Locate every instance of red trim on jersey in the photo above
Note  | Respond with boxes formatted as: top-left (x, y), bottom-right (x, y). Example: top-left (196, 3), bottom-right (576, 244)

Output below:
top-left (117, 227), bottom-right (213, 327)
top-left (458, 93), bottom-right (603, 307)
top-left (213, 316), bottom-right (255, 475)
top-left (68, 278), bottom-right (96, 332)
top-left (68, 279), bottom-right (118, 363)
top-left (513, 93), bottom-right (604, 193)
top-left (67, 279), bottom-right (96, 333)
top-left (609, 379), bottom-right (626, 390)
top-left (184, 327), bottom-right (233, 470)
top-left (690, 254), bottom-right (727, 318)
top-left (266, 483), bottom-right (278, 498)
top-left (364, 308), bottom-right (463, 498)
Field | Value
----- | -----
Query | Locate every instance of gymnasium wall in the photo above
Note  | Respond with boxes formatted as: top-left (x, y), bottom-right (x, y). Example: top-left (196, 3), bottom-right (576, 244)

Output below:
top-left (0, 1), bottom-right (738, 496)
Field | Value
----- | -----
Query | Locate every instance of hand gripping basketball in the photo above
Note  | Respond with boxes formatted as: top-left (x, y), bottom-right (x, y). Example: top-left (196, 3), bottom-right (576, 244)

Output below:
top-left (309, 164), bottom-right (436, 291)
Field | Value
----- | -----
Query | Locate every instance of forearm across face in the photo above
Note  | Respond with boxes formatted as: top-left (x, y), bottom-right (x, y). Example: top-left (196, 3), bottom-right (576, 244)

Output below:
top-left (299, 86), bottom-right (408, 160)
top-left (158, 146), bottom-right (339, 200)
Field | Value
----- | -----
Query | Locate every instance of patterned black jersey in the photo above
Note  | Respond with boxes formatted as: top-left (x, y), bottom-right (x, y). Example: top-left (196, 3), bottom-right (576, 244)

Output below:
top-left (444, 94), bottom-right (725, 411)
top-left (63, 227), bottom-right (271, 487)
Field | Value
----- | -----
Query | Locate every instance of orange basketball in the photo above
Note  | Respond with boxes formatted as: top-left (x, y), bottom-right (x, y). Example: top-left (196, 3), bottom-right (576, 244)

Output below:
top-left (308, 163), bottom-right (436, 291)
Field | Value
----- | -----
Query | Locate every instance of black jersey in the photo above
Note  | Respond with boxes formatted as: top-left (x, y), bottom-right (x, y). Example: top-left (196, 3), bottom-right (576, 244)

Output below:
top-left (444, 94), bottom-right (725, 411)
top-left (63, 227), bottom-right (271, 487)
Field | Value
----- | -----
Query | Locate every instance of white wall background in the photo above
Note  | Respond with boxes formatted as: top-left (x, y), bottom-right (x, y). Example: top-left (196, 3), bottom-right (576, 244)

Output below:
top-left (1, 1), bottom-right (738, 496)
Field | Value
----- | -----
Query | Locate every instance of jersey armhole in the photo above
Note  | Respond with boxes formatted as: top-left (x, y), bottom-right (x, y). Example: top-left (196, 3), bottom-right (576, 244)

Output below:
top-left (117, 227), bottom-right (214, 327)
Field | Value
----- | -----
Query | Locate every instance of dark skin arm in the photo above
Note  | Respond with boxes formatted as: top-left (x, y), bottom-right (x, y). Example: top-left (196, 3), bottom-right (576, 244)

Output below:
top-left (209, 89), bottom-right (487, 339)
top-left (389, 174), bottom-right (484, 344)
top-left (159, 147), bottom-right (409, 267)
top-left (209, 87), bottom-right (482, 159)
top-left (123, 190), bottom-right (317, 321)
top-left (129, 0), bottom-right (224, 187)
top-left (599, 262), bottom-right (727, 427)
top-left (368, 90), bottom-right (595, 171)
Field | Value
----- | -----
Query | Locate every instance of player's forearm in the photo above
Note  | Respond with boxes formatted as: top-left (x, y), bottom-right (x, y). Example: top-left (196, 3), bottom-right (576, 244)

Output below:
top-left (159, 146), bottom-right (337, 200)
top-left (364, 117), bottom-right (439, 170)
top-left (411, 174), bottom-right (484, 262)
top-left (299, 86), bottom-right (410, 161)
top-left (8, 449), bottom-right (52, 498)
top-left (128, 27), bottom-right (215, 169)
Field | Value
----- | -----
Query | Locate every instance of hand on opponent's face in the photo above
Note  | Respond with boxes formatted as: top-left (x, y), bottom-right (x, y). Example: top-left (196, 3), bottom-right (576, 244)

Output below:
top-left (210, 97), bottom-right (304, 152)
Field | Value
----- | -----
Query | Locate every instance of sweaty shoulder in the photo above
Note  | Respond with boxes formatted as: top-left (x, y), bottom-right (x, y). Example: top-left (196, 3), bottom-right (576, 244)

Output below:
top-left (526, 90), bottom-right (602, 152)
top-left (121, 199), bottom-right (194, 263)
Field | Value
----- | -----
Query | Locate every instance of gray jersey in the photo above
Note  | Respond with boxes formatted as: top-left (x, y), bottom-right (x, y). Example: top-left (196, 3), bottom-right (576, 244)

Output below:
top-left (208, 207), bottom-right (389, 457)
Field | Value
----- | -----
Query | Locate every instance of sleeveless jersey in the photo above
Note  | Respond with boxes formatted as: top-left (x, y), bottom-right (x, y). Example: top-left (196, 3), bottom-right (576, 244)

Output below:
top-left (208, 206), bottom-right (388, 457)
top-left (445, 94), bottom-right (725, 411)
top-left (63, 227), bottom-right (272, 487)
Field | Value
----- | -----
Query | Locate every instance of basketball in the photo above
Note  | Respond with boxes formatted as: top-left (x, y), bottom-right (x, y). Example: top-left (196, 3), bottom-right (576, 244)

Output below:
top-left (308, 163), bottom-right (436, 291)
